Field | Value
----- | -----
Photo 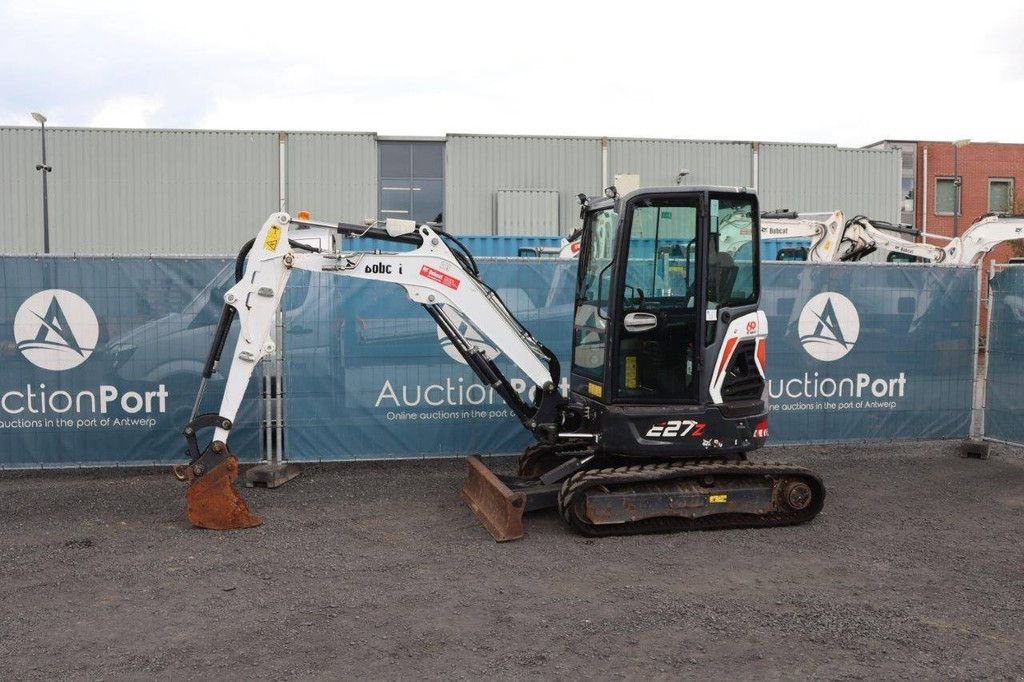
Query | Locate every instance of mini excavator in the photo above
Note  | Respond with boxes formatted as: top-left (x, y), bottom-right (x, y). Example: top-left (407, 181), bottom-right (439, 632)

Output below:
top-left (177, 186), bottom-right (825, 540)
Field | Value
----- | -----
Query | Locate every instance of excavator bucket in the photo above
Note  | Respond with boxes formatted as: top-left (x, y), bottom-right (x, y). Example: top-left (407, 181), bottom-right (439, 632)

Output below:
top-left (185, 455), bottom-right (262, 530)
top-left (460, 455), bottom-right (526, 542)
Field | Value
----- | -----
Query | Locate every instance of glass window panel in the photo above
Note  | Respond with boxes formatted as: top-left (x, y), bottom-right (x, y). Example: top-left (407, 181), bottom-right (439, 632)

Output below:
top-left (379, 143), bottom-right (411, 178)
top-left (622, 202), bottom-right (698, 305)
top-left (573, 208), bottom-right (619, 383)
top-left (709, 195), bottom-right (757, 307)
top-left (989, 180), bottom-right (1012, 213)
top-left (411, 178), bottom-right (444, 225)
top-left (380, 180), bottom-right (411, 214)
top-left (412, 143), bottom-right (444, 179)
top-left (935, 178), bottom-right (957, 215)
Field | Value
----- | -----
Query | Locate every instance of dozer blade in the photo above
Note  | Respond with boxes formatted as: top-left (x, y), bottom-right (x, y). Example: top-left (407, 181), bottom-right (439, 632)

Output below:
top-left (460, 455), bottom-right (526, 542)
top-left (185, 454), bottom-right (262, 530)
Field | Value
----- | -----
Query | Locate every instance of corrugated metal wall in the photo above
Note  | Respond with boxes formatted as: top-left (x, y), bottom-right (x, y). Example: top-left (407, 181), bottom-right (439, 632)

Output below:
top-left (495, 189), bottom-right (559, 235)
top-left (0, 127), bottom-right (278, 254)
top-left (609, 139), bottom-right (753, 188)
top-left (0, 127), bottom-right (902, 253)
top-left (0, 129), bottom-right (45, 252)
top-left (758, 143), bottom-right (901, 223)
top-left (286, 132), bottom-right (377, 225)
top-left (445, 134), bottom-right (602, 235)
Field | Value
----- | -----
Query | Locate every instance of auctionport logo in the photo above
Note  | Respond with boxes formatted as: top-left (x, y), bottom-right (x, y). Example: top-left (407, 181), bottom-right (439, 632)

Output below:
top-left (436, 308), bottom-right (501, 365)
top-left (14, 290), bottom-right (99, 371)
top-left (798, 292), bottom-right (860, 362)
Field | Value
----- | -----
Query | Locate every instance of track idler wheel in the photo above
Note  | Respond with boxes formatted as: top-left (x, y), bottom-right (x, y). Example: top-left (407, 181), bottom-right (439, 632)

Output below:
top-left (177, 443), bottom-right (262, 530)
top-left (782, 481), bottom-right (813, 511)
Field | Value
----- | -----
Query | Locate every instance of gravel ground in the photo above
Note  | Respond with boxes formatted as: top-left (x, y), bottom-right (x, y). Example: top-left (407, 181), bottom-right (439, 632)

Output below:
top-left (1, 441), bottom-right (1023, 680)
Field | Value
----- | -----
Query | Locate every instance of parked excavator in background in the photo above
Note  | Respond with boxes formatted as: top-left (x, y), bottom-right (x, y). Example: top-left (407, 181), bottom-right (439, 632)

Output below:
top-left (746, 211), bottom-right (1024, 265)
top-left (176, 186), bottom-right (825, 540)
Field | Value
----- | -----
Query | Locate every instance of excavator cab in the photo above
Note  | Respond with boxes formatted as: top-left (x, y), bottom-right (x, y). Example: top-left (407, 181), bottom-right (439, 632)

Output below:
top-left (564, 187), bottom-right (766, 458)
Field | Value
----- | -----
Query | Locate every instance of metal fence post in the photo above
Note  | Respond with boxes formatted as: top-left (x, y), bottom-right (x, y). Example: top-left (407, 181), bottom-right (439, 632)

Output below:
top-left (243, 303), bottom-right (301, 487)
top-left (961, 263), bottom-right (991, 456)
top-left (275, 307), bottom-right (285, 464)
top-left (979, 260), bottom-right (995, 441)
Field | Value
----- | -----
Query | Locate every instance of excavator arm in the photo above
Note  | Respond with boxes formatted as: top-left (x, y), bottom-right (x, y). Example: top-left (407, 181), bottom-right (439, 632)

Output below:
top-left (941, 213), bottom-right (1024, 264)
top-left (756, 211), bottom-right (933, 264)
top-left (757, 210), bottom-right (846, 262)
top-left (835, 214), bottom-right (1024, 265)
top-left (178, 212), bottom-right (565, 529)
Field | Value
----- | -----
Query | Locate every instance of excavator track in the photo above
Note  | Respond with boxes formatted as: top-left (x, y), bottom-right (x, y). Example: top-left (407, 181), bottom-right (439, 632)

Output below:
top-left (557, 459), bottom-right (824, 537)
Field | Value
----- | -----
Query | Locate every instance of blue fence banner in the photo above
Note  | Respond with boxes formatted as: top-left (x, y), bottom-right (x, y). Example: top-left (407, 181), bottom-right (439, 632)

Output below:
top-left (0, 256), bottom-right (981, 467)
top-left (282, 260), bottom-right (576, 460)
top-left (761, 263), bottom-right (977, 444)
top-left (283, 260), bottom-right (980, 461)
top-left (984, 266), bottom-right (1024, 445)
top-left (0, 256), bottom-right (260, 468)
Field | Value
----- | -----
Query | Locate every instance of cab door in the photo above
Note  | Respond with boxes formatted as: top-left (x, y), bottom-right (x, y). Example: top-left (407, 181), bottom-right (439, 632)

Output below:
top-left (611, 193), bottom-right (703, 403)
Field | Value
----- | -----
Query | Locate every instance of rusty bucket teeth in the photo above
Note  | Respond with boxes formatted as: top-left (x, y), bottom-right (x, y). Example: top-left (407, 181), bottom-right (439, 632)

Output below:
top-left (460, 455), bottom-right (526, 542)
top-left (185, 454), bottom-right (262, 530)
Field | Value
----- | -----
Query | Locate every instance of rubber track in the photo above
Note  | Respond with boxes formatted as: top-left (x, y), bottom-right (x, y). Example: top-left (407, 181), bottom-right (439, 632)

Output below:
top-left (557, 459), bottom-right (825, 537)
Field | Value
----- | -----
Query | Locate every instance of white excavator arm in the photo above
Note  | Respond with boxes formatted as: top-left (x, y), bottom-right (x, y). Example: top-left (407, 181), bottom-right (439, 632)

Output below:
top-left (757, 210), bottom-right (846, 262)
top-left (207, 212), bottom-right (559, 447)
top-left (832, 214), bottom-right (1024, 265)
top-left (938, 214), bottom-right (1024, 264)
top-left (837, 216), bottom-right (944, 263)
top-left (177, 212), bottom-right (566, 529)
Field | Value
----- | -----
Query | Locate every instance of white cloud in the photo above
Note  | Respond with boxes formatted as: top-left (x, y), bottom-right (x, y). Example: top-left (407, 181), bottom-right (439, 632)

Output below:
top-left (89, 95), bottom-right (165, 128)
top-left (2, 0), bottom-right (1024, 145)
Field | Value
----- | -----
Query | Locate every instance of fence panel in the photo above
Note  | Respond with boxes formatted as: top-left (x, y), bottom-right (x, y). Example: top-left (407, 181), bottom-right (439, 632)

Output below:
top-left (0, 256), bottom-right (260, 467)
top-left (0, 256), bottom-right (979, 467)
top-left (762, 263), bottom-right (977, 444)
top-left (984, 266), bottom-right (1024, 445)
top-left (282, 260), bottom-right (575, 460)
top-left (283, 261), bottom-right (979, 460)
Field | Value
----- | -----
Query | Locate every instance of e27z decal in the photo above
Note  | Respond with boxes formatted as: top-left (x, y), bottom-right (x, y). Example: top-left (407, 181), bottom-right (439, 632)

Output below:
top-left (645, 420), bottom-right (706, 438)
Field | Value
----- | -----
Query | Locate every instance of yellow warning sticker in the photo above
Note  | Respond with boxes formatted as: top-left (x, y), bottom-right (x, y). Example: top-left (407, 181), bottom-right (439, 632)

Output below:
top-left (709, 494), bottom-right (728, 504)
top-left (264, 225), bottom-right (282, 251)
top-left (588, 382), bottom-right (603, 398)
top-left (625, 355), bottom-right (637, 389)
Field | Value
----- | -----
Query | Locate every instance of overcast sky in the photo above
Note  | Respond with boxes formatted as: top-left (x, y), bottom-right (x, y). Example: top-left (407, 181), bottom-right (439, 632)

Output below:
top-left (2, 0), bottom-right (1022, 147)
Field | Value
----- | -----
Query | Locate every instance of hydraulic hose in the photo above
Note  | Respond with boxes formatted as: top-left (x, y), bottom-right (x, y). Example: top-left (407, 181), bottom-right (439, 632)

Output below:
top-left (234, 238), bottom-right (256, 283)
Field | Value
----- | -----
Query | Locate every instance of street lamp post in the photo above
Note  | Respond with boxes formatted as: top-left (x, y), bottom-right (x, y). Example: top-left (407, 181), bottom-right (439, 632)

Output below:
top-left (31, 112), bottom-right (52, 253)
top-left (952, 139), bottom-right (970, 237)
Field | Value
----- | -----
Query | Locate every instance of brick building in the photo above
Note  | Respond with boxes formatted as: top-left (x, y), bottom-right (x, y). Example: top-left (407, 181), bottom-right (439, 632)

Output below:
top-left (867, 140), bottom-right (1024, 266)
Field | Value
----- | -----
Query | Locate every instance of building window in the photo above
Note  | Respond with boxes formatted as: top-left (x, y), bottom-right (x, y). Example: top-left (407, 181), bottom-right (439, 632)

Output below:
top-left (935, 177), bottom-right (959, 216)
top-left (378, 141), bottom-right (444, 227)
top-left (988, 178), bottom-right (1014, 214)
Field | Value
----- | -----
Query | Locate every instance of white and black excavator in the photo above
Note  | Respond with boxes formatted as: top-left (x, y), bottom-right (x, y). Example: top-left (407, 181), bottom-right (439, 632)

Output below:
top-left (176, 186), bottom-right (825, 540)
top-left (754, 210), bottom-right (1024, 265)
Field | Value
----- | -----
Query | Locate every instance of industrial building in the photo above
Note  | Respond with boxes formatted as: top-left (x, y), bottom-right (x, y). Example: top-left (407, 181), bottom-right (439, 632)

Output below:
top-left (0, 127), bottom-right (900, 255)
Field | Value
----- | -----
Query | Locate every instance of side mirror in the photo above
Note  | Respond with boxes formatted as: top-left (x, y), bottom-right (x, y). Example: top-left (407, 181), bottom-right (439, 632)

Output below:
top-left (623, 312), bottom-right (658, 333)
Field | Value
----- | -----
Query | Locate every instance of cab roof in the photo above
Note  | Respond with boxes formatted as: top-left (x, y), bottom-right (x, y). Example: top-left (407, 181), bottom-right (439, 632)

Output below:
top-left (585, 185), bottom-right (755, 212)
